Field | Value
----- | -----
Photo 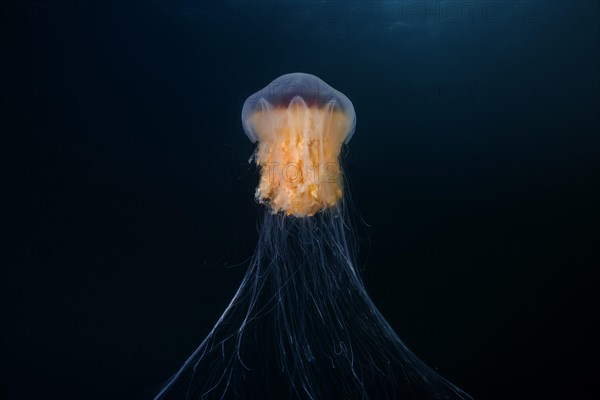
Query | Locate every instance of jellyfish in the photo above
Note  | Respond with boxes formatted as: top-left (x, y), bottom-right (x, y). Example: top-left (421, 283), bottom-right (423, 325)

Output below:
top-left (154, 73), bottom-right (471, 399)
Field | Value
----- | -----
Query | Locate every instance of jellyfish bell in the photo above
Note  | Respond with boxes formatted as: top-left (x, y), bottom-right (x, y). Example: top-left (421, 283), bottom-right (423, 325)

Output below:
top-left (241, 73), bottom-right (356, 217)
top-left (241, 72), bottom-right (356, 143)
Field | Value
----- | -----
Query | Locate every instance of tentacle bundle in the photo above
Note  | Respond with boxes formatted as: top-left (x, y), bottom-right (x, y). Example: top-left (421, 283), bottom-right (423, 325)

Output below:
top-left (155, 211), bottom-right (469, 399)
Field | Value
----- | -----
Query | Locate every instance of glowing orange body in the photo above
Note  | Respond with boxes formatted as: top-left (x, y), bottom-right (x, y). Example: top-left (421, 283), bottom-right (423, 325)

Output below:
top-left (247, 102), bottom-right (353, 216)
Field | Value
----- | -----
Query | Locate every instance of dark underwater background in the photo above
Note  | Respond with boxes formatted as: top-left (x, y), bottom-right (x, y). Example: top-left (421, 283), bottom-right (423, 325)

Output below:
top-left (1, 1), bottom-right (598, 399)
